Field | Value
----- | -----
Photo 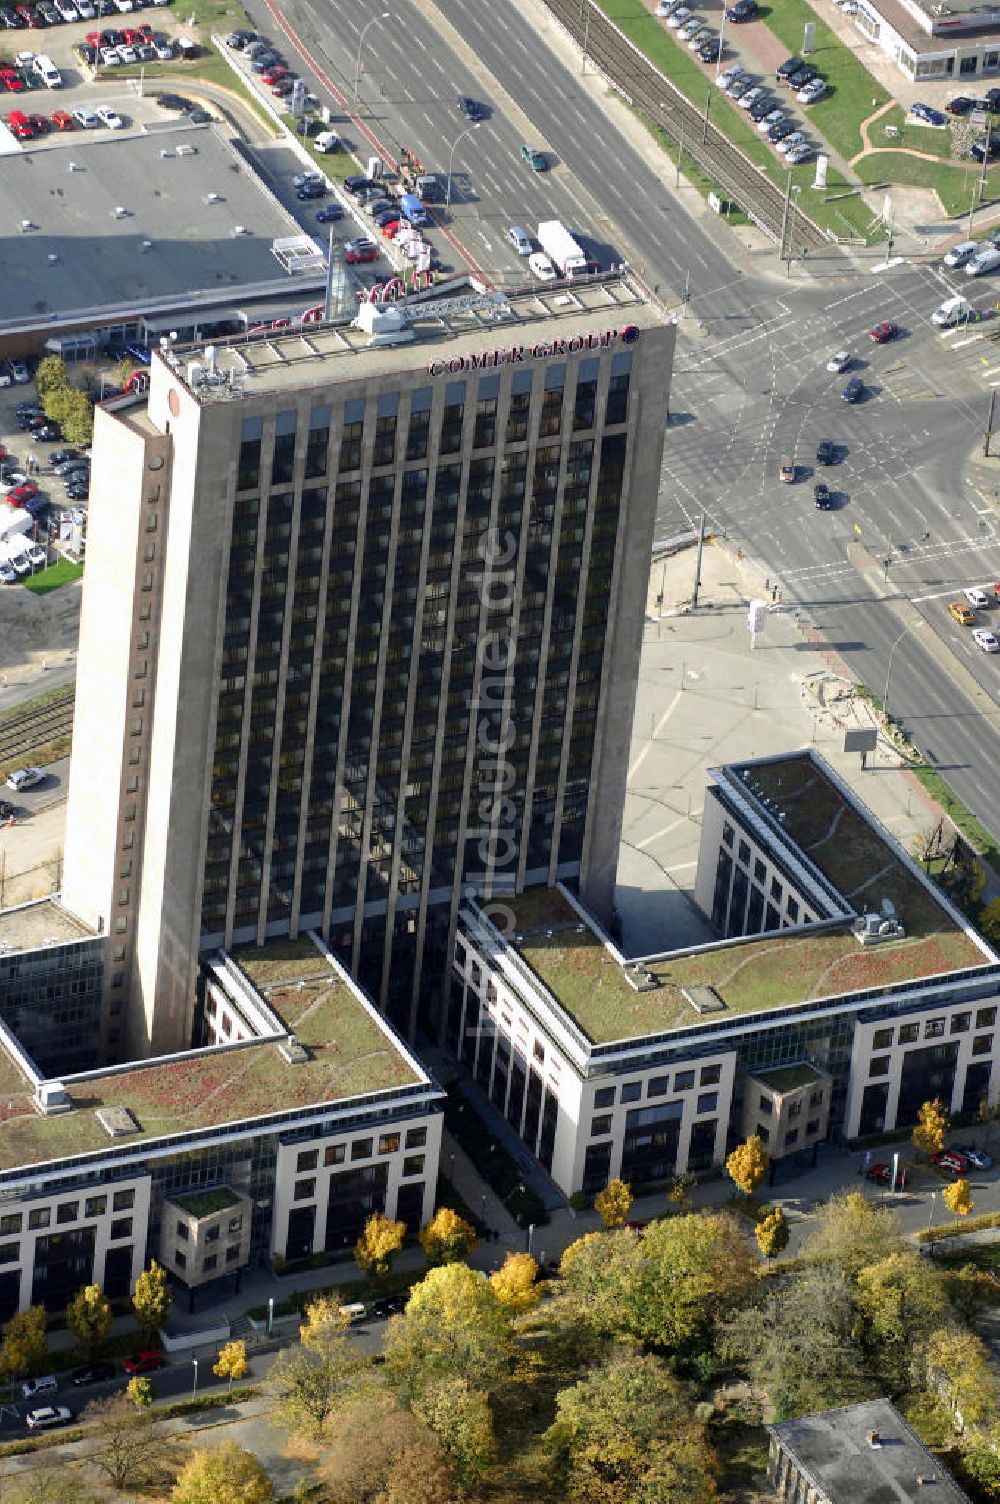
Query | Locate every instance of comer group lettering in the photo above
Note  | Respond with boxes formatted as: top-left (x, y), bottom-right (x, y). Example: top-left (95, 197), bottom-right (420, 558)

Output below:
top-left (426, 322), bottom-right (639, 376)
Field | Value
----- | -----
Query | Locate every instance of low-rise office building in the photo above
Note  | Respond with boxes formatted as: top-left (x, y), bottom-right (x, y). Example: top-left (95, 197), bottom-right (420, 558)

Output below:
top-left (0, 935), bottom-right (441, 1317)
top-left (451, 750), bottom-right (999, 1196)
top-left (852, 0), bottom-right (1000, 81)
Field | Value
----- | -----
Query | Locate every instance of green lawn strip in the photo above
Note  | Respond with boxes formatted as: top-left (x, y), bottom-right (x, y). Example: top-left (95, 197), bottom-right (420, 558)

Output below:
top-left (918, 1207), bottom-right (1000, 1243)
top-left (873, 104), bottom-right (955, 160)
top-left (756, 0), bottom-right (890, 160)
top-left (21, 558), bottom-right (83, 596)
top-left (911, 765), bottom-right (1000, 861)
top-left (0, 683), bottom-right (73, 728)
top-left (855, 151), bottom-right (988, 218)
top-left (596, 0), bottom-right (878, 242)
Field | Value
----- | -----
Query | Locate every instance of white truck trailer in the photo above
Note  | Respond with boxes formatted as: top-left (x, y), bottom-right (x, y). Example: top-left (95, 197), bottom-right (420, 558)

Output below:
top-left (537, 220), bottom-right (589, 278)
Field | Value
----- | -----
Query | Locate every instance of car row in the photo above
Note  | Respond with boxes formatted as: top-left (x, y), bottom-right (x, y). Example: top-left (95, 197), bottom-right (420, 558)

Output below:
top-left (716, 61), bottom-right (819, 164)
top-left (655, 0), bottom-right (722, 63)
top-left (934, 1145), bottom-right (994, 1175)
top-left (17, 1351), bottom-right (166, 1426)
top-left (0, 0), bottom-right (171, 28)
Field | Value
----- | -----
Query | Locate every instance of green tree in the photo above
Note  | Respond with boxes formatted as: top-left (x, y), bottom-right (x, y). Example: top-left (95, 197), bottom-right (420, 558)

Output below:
top-left (726, 1135), bottom-right (769, 1197)
top-left (385, 1262), bottom-right (513, 1398)
top-left (979, 897), bottom-right (1000, 946)
top-left (719, 1264), bottom-right (870, 1419)
top-left (172, 1441), bottom-right (274, 1504)
top-left (545, 1350), bottom-right (717, 1504)
top-left (34, 355), bottom-right (70, 403)
top-left (489, 1251), bottom-right (541, 1313)
top-left (269, 1299), bottom-right (371, 1439)
top-left (755, 1207), bottom-right (789, 1260)
top-left (355, 1210), bottom-right (406, 1283)
top-left (66, 1283), bottom-right (112, 1359)
top-left (800, 1190), bottom-right (904, 1279)
top-left (962, 1434), bottom-right (1000, 1499)
top-left (925, 1325), bottom-right (998, 1430)
top-left (914, 1098), bottom-right (949, 1159)
top-left (418, 1206), bottom-right (477, 1267)
top-left (132, 1260), bottom-right (170, 1342)
top-left (126, 1375), bottom-right (154, 1409)
top-left (83, 1392), bottom-right (170, 1490)
top-left (594, 1178), bottom-right (632, 1229)
top-left (0, 1305), bottom-right (47, 1382)
top-left (943, 1178), bottom-right (975, 1217)
top-left (855, 1252), bottom-right (951, 1385)
top-left (213, 1339), bottom-right (248, 1393)
top-left (412, 1375), bottom-right (497, 1486)
top-left (45, 385), bottom-right (94, 447)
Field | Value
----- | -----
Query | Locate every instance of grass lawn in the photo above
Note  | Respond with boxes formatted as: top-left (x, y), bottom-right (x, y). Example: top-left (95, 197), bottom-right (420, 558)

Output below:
top-left (21, 557), bottom-right (83, 595)
top-left (857, 152), bottom-right (996, 218)
top-left (874, 105), bottom-right (956, 160)
top-left (756, 0), bottom-right (889, 160)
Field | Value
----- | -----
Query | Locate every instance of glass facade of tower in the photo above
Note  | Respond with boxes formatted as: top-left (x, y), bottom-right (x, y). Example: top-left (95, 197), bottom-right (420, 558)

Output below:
top-left (199, 346), bottom-right (637, 1034)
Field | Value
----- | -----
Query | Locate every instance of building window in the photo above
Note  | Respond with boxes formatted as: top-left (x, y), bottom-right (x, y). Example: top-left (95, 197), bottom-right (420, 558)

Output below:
top-left (113, 1189), bottom-right (135, 1212)
top-left (0, 1242), bottom-right (18, 1265)
top-left (758, 1095), bottom-right (773, 1115)
top-left (176, 1222), bottom-right (189, 1241)
top-left (379, 1133), bottom-right (401, 1155)
top-left (297, 1150), bottom-right (319, 1173)
top-left (872, 1027), bottom-right (893, 1048)
top-left (533, 1040), bottom-right (545, 1064)
top-left (786, 897), bottom-right (799, 923)
top-left (925, 1017), bottom-right (946, 1039)
top-left (770, 877), bottom-right (783, 902)
top-left (202, 1255), bottom-right (218, 1274)
top-left (271, 409), bottom-right (297, 486)
top-left (700, 1064), bottom-right (722, 1087)
top-left (402, 1155), bottom-right (425, 1177)
top-left (226, 1245), bottom-right (241, 1264)
top-left (787, 1100), bottom-right (801, 1120)
top-left (898, 1023), bottom-right (919, 1045)
top-left (722, 822), bottom-right (734, 848)
top-left (978, 1007), bottom-right (997, 1028)
top-left (0, 1214), bottom-right (21, 1236)
top-left (809, 1089), bottom-right (824, 1107)
top-left (696, 1092), bottom-right (718, 1114)
top-left (647, 1076), bottom-right (669, 1098)
top-left (110, 1218), bottom-right (132, 1240)
top-left (591, 1115), bottom-right (612, 1137)
top-left (238, 416), bottom-right (262, 491)
top-left (228, 1216), bottom-right (242, 1235)
top-left (869, 1056), bottom-right (889, 1077)
top-left (738, 839), bottom-right (751, 865)
top-left (594, 1086), bottom-right (615, 1108)
top-left (757, 1124), bottom-right (770, 1144)
top-left (674, 1070), bottom-right (695, 1091)
top-left (175, 1249), bottom-right (186, 1270)
top-left (621, 1082), bottom-right (641, 1103)
top-left (753, 858), bottom-right (766, 883)
top-left (324, 1144), bottom-right (346, 1167)
top-left (28, 1208), bottom-right (50, 1231)
top-left (57, 1202), bottom-right (79, 1225)
top-left (205, 1225), bottom-right (221, 1245)
top-left (294, 1179), bottom-right (316, 1201)
top-left (806, 1119), bottom-right (821, 1137)
top-left (784, 1128), bottom-right (799, 1147)
top-left (952, 1013), bottom-right (971, 1034)
top-left (973, 1034), bottom-right (994, 1056)
top-left (405, 1127), bottom-right (427, 1149)
top-left (351, 1138), bottom-right (373, 1161)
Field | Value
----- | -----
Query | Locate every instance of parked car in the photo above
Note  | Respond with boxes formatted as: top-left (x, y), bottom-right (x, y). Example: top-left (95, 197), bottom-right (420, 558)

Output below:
top-left (25, 1406), bottom-right (73, 1430)
top-left (785, 143), bottom-right (814, 165)
top-left (315, 203), bottom-right (343, 223)
top-left (950, 1143), bottom-right (994, 1169)
top-left (6, 766), bottom-right (44, 791)
top-left (71, 1360), bottom-right (116, 1386)
top-left (870, 320), bottom-right (899, 343)
top-left (95, 104), bottom-right (124, 127)
top-left (841, 376), bottom-right (864, 403)
top-left (827, 350), bottom-right (850, 373)
top-left (911, 101), bottom-right (946, 126)
top-left (8, 481), bottom-right (38, 506)
top-left (343, 238), bottom-right (378, 263)
top-left (946, 95), bottom-right (975, 114)
top-left (122, 1350), bottom-right (166, 1375)
top-left (932, 1149), bottom-right (970, 1175)
top-left (816, 439), bottom-right (836, 464)
top-left (725, 0), bottom-right (756, 18)
top-left (72, 105), bottom-right (99, 126)
top-left (296, 179), bottom-right (327, 200)
top-left (814, 480), bottom-right (832, 509)
top-left (947, 600), bottom-right (977, 627)
top-left (866, 1162), bottom-right (907, 1189)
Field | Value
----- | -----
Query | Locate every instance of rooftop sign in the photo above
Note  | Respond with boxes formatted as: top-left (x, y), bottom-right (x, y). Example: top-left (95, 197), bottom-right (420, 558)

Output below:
top-left (427, 323), bottom-right (639, 376)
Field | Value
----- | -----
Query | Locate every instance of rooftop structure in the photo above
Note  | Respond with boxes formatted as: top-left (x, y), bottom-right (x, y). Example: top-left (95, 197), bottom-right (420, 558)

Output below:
top-left (0, 936), bottom-right (423, 1175)
top-left (0, 897), bottom-right (95, 953)
top-left (768, 1399), bottom-right (971, 1504)
top-left (0, 124), bottom-right (314, 341)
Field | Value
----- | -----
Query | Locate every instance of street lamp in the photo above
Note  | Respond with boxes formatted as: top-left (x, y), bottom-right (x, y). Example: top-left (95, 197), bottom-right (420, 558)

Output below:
top-left (883, 618), bottom-right (926, 723)
top-left (267, 1296), bottom-right (275, 1337)
top-left (445, 122), bottom-right (481, 210)
top-left (191, 1357), bottom-right (199, 1402)
top-left (354, 12), bottom-right (391, 101)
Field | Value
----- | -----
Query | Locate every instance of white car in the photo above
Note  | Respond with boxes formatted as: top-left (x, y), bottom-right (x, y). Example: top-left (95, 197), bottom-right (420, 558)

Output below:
top-left (75, 0), bottom-right (96, 14)
top-left (293, 169), bottom-right (323, 189)
top-left (153, 38), bottom-right (173, 59)
top-left (666, 6), bottom-right (691, 26)
top-left (8, 552), bottom-right (29, 577)
top-left (727, 76), bottom-right (752, 99)
top-left (687, 25), bottom-right (712, 48)
top-left (678, 18), bottom-right (701, 39)
top-left (6, 767), bottom-right (44, 792)
top-left (117, 44), bottom-right (138, 64)
top-left (716, 64), bottom-right (743, 89)
top-left (14, 50), bottom-right (34, 68)
top-left (0, 563), bottom-right (17, 585)
top-left (54, 0), bottom-right (78, 18)
top-left (777, 131), bottom-right (808, 154)
top-left (99, 47), bottom-right (120, 66)
top-left (944, 241), bottom-right (977, 268)
top-left (965, 587), bottom-right (993, 609)
top-left (95, 106), bottom-right (125, 129)
top-left (798, 78), bottom-right (827, 103)
top-left (655, 0), bottom-right (680, 13)
top-left (72, 107), bottom-right (100, 128)
top-left (25, 1407), bottom-right (72, 1431)
top-left (827, 350), bottom-right (851, 372)
top-left (758, 109), bottom-right (787, 133)
top-left (738, 86), bottom-right (766, 111)
top-left (973, 627), bottom-right (1000, 652)
top-left (528, 251), bottom-right (557, 281)
top-left (25, 543), bottom-right (45, 568)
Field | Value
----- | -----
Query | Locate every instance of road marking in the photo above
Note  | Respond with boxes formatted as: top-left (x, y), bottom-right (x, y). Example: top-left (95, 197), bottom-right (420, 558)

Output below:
top-left (951, 334), bottom-right (985, 348)
top-left (629, 691), bottom-right (682, 781)
top-left (635, 814), bottom-right (689, 850)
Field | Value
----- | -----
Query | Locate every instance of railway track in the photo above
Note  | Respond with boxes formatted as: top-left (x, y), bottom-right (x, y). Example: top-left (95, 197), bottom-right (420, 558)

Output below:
top-left (543, 0), bottom-right (832, 254)
top-left (0, 690), bottom-right (75, 767)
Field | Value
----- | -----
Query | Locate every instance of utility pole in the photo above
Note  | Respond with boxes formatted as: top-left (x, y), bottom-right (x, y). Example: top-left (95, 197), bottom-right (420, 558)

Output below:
top-left (701, 89), bottom-right (711, 145)
top-left (675, 115), bottom-right (685, 188)
top-left (980, 115), bottom-right (993, 204)
top-left (778, 171), bottom-right (792, 270)
top-left (692, 511), bottom-right (707, 608)
top-left (986, 389), bottom-right (997, 459)
top-left (968, 177), bottom-right (977, 240)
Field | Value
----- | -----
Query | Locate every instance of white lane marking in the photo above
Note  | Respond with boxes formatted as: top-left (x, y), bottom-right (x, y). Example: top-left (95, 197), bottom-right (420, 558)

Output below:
top-left (629, 691), bottom-right (683, 781)
top-left (635, 814), bottom-right (689, 850)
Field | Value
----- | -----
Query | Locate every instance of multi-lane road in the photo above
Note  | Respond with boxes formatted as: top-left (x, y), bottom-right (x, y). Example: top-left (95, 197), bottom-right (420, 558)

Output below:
top-left (265, 0), bottom-right (1000, 839)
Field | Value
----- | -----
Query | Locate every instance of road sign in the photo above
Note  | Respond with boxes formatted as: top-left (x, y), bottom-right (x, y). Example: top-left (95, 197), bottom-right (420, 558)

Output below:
top-left (844, 729), bottom-right (877, 754)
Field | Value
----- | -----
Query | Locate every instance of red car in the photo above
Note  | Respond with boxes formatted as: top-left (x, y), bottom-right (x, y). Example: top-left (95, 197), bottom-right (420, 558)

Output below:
top-left (261, 66), bottom-right (285, 83)
top-left (381, 219), bottom-right (400, 238)
top-left (866, 1162), bottom-right (907, 1189)
top-left (8, 481), bottom-right (38, 506)
top-left (28, 112), bottom-right (49, 133)
top-left (932, 1149), bottom-right (969, 1176)
top-left (15, 6), bottom-right (42, 27)
top-left (85, 27), bottom-right (101, 45)
top-left (870, 321), bottom-right (899, 343)
top-left (1, 68), bottom-right (25, 92)
top-left (123, 1350), bottom-right (166, 1375)
top-left (344, 240), bottom-right (378, 264)
top-left (6, 108), bottom-right (31, 137)
top-left (51, 109), bottom-right (73, 130)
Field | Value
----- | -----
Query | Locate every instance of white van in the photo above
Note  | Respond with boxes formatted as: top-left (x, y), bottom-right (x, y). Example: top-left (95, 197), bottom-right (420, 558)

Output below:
top-left (932, 295), bottom-right (974, 327)
top-left (944, 240), bottom-right (977, 268)
top-left (315, 130), bottom-right (341, 153)
top-left (966, 246), bottom-right (1000, 277)
top-left (21, 1375), bottom-right (57, 1400)
top-left (32, 55), bottom-right (61, 89)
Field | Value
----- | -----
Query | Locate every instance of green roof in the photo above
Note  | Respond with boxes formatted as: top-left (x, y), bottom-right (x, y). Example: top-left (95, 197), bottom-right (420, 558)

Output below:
top-left (0, 945), bottom-right (422, 1174)
top-left (752, 1063), bottom-right (826, 1094)
top-left (171, 1187), bottom-right (241, 1219)
top-left (498, 753), bottom-right (991, 1047)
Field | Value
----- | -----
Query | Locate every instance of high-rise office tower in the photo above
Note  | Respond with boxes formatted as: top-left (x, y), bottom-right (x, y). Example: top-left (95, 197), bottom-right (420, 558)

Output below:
top-left (62, 277), bottom-right (674, 1059)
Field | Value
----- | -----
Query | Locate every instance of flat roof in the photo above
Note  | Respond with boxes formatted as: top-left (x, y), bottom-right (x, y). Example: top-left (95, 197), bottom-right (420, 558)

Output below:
top-left (160, 272), bottom-right (668, 400)
top-left (769, 1400), bottom-right (971, 1504)
top-left (752, 1063), bottom-right (827, 1093)
top-left (492, 754), bottom-right (991, 1046)
top-left (862, 0), bottom-right (1000, 51)
top-left (0, 940), bottom-right (423, 1173)
top-left (0, 898), bottom-right (95, 953)
top-left (0, 124), bottom-right (302, 332)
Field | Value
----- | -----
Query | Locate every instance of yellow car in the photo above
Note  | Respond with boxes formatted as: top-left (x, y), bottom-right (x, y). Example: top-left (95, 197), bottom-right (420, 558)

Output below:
top-left (948, 600), bottom-right (977, 627)
top-left (778, 456), bottom-right (795, 483)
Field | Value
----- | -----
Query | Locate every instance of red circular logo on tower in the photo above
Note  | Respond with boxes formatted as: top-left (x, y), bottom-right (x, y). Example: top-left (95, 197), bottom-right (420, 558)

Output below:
top-left (168, 389), bottom-right (180, 417)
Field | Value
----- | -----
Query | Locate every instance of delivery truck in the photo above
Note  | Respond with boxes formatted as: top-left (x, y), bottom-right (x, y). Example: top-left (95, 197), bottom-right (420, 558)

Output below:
top-left (537, 220), bottom-right (589, 278)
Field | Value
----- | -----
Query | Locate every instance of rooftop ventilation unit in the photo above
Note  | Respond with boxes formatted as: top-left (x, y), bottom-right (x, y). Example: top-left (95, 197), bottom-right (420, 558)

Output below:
top-left (204, 191), bottom-right (222, 204)
top-left (34, 1081), bottom-right (71, 1116)
top-left (175, 143), bottom-right (197, 156)
top-left (682, 985), bottom-right (727, 1015)
top-left (278, 1035), bottom-right (309, 1065)
top-left (95, 1104), bottom-right (140, 1137)
top-left (625, 963), bottom-right (660, 994)
top-left (853, 914), bottom-right (905, 947)
top-left (232, 224), bottom-right (250, 236)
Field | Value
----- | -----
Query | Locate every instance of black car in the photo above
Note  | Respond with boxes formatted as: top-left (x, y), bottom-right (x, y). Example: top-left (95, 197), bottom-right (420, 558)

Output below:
top-left (0, 7), bottom-right (22, 23)
top-left (946, 95), bottom-right (975, 115)
top-left (15, 401), bottom-right (41, 417)
top-left (776, 55), bottom-right (804, 80)
top-left (841, 376), bottom-right (864, 403)
top-left (0, 800), bottom-right (15, 819)
top-left (816, 439), bottom-right (835, 465)
top-left (787, 66), bottom-right (816, 89)
top-left (725, 0), bottom-right (756, 17)
top-left (698, 38), bottom-right (721, 61)
top-left (226, 28), bottom-right (256, 46)
top-left (344, 175), bottom-right (382, 198)
top-left (814, 480), bottom-right (832, 509)
top-left (971, 138), bottom-right (1000, 161)
top-left (71, 1361), bottom-right (116, 1387)
top-left (66, 484), bottom-right (88, 500)
top-left (49, 448), bottom-right (81, 465)
top-left (769, 120), bottom-right (795, 142)
top-left (749, 97), bottom-right (773, 121)
top-left (153, 92), bottom-right (195, 111)
top-left (33, 423), bottom-right (59, 442)
top-left (457, 94), bottom-right (484, 120)
top-left (296, 180), bottom-right (327, 200)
